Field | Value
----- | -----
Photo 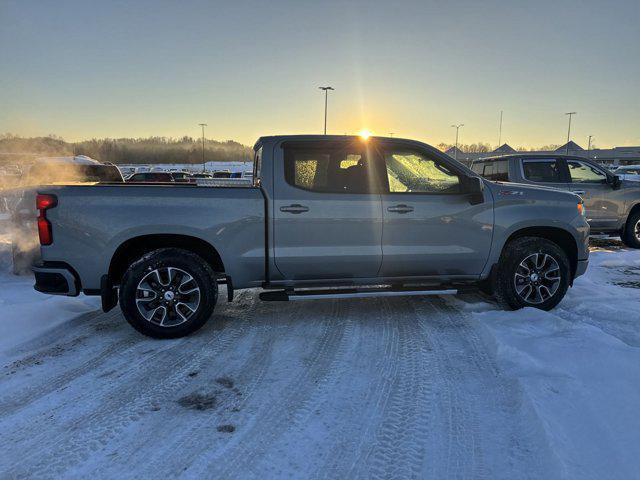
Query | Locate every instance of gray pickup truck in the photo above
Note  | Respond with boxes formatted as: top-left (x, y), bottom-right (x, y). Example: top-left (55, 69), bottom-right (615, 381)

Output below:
top-left (471, 154), bottom-right (640, 248)
top-left (33, 135), bottom-right (589, 338)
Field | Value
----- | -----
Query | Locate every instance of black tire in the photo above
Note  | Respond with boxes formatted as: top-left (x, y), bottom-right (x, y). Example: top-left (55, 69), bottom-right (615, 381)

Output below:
top-left (621, 210), bottom-right (640, 249)
top-left (493, 237), bottom-right (570, 311)
top-left (120, 248), bottom-right (218, 338)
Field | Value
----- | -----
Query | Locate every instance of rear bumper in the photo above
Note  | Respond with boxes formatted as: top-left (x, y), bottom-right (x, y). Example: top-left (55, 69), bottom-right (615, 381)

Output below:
top-left (32, 262), bottom-right (79, 297)
top-left (575, 258), bottom-right (589, 280)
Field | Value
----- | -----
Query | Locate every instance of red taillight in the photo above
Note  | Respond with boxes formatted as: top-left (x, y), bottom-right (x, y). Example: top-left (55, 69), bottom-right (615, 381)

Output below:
top-left (36, 194), bottom-right (57, 246)
top-left (37, 216), bottom-right (53, 245)
top-left (37, 194), bottom-right (57, 210)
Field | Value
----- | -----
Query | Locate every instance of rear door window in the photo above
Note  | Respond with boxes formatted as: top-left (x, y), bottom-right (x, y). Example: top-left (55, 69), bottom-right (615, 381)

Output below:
top-left (283, 144), bottom-right (375, 194)
top-left (522, 159), bottom-right (564, 183)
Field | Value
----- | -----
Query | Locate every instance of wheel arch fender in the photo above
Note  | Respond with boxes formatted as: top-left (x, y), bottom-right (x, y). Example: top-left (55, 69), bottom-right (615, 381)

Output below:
top-left (484, 223), bottom-right (579, 283)
top-left (108, 233), bottom-right (226, 288)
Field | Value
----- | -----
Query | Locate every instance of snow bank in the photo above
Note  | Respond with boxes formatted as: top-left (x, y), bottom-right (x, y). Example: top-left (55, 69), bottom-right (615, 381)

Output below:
top-left (457, 242), bottom-right (640, 479)
top-left (0, 234), bottom-right (99, 359)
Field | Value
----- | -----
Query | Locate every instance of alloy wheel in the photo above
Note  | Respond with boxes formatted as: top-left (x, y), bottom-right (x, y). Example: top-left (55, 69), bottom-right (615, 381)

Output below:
top-left (135, 267), bottom-right (201, 327)
top-left (513, 253), bottom-right (561, 305)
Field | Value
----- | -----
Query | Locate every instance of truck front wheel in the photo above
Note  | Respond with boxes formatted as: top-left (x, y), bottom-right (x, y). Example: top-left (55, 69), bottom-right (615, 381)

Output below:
top-left (120, 248), bottom-right (218, 338)
top-left (493, 237), bottom-right (571, 311)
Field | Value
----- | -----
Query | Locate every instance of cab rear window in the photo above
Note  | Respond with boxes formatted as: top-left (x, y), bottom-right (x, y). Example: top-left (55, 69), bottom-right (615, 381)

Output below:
top-left (472, 160), bottom-right (508, 182)
top-left (484, 161), bottom-right (508, 181)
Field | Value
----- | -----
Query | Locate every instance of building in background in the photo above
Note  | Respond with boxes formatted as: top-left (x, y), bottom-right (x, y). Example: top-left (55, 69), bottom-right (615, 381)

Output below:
top-left (449, 143), bottom-right (640, 168)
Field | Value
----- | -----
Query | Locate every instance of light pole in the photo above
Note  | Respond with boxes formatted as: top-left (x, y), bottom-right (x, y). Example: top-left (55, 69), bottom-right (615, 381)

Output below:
top-left (497, 110), bottom-right (503, 147)
top-left (318, 86), bottom-right (334, 135)
top-left (451, 124), bottom-right (464, 161)
top-left (198, 123), bottom-right (207, 172)
top-left (565, 112), bottom-right (577, 153)
top-left (587, 135), bottom-right (594, 151)
top-left (388, 132), bottom-right (395, 137)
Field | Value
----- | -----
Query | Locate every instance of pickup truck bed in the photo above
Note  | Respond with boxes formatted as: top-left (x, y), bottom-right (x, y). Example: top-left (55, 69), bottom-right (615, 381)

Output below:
top-left (39, 184), bottom-right (265, 291)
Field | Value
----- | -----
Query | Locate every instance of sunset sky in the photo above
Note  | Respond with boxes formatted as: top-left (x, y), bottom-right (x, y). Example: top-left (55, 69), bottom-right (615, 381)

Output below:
top-left (1, 0), bottom-right (638, 148)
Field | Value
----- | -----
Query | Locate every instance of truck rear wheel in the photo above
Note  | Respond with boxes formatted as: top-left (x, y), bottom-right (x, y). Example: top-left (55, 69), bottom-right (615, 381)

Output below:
top-left (621, 210), bottom-right (640, 249)
top-left (494, 237), bottom-right (570, 311)
top-left (120, 248), bottom-right (218, 338)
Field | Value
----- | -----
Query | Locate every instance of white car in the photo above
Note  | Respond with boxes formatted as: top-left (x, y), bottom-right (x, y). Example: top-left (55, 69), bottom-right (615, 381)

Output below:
top-left (614, 165), bottom-right (640, 181)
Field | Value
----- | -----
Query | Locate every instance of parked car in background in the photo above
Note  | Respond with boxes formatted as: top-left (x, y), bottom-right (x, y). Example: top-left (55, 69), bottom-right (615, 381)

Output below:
top-left (190, 172), bottom-right (213, 179)
top-left (471, 154), bottom-right (640, 248)
top-left (118, 166), bottom-right (137, 176)
top-left (21, 158), bottom-right (123, 185)
top-left (169, 172), bottom-right (193, 183)
top-left (0, 164), bottom-right (23, 188)
top-left (612, 165), bottom-right (640, 181)
top-left (212, 170), bottom-right (232, 178)
top-left (2, 164), bottom-right (22, 176)
top-left (33, 135), bottom-right (588, 338)
top-left (126, 172), bottom-right (175, 183)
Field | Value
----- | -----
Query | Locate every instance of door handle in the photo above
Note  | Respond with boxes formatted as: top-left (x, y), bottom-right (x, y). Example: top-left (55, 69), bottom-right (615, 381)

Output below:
top-left (572, 190), bottom-right (586, 195)
top-left (280, 204), bottom-right (309, 214)
top-left (387, 204), bottom-right (414, 214)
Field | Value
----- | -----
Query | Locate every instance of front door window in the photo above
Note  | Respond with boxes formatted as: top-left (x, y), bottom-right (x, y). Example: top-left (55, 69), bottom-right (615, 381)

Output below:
top-left (567, 160), bottom-right (607, 184)
top-left (384, 151), bottom-right (460, 194)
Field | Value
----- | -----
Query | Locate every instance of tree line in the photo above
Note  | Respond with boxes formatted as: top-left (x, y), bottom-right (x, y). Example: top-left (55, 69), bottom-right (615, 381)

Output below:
top-left (0, 134), bottom-right (570, 166)
top-left (0, 134), bottom-right (253, 165)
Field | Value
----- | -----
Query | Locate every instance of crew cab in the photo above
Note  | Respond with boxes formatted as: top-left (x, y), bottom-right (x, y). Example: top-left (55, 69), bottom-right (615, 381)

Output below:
top-left (33, 135), bottom-right (589, 338)
top-left (471, 154), bottom-right (640, 248)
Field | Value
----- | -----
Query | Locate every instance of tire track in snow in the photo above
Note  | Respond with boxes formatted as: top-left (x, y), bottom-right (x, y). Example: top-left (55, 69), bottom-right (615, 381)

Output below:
top-left (0, 291), bottom-right (563, 479)
top-left (426, 297), bottom-right (560, 479)
top-left (0, 309), bottom-right (141, 417)
top-left (132, 298), bottom-right (313, 478)
top-left (310, 298), bottom-right (402, 480)
top-left (350, 297), bottom-right (439, 480)
top-left (194, 298), bottom-right (348, 479)
top-left (0, 290), bottom-right (260, 479)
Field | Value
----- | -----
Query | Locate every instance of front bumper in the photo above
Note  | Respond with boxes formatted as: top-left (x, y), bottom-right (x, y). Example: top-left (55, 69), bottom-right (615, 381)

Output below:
top-left (575, 258), bottom-right (589, 280)
top-left (32, 262), bottom-right (79, 296)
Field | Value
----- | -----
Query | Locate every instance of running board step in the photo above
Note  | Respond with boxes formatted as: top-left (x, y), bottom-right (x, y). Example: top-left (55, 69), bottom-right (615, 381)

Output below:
top-left (259, 286), bottom-right (470, 302)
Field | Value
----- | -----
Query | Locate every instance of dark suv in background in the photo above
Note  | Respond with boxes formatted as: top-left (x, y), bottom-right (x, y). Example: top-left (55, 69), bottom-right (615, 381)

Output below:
top-left (125, 172), bottom-right (175, 183)
top-left (471, 154), bottom-right (640, 248)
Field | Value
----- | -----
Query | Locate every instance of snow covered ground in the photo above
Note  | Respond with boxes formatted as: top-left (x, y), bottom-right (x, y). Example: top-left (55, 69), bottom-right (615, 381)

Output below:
top-left (0, 237), bottom-right (638, 479)
top-left (0, 235), bottom-right (99, 360)
top-left (451, 238), bottom-right (640, 479)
